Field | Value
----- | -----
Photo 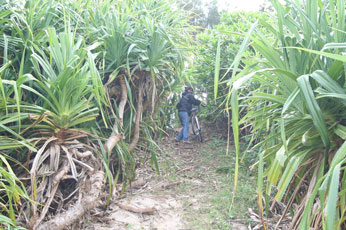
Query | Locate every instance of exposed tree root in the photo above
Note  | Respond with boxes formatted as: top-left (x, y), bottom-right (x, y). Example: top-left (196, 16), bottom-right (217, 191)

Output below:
top-left (105, 75), bottom-right (127, 153)
top-left (129, 79), bottom-right (145, 151)
top-left (34, 163), bottom-right (70, 229)
top-left (36, 171), bottom-right (105, 230)
top-left (105, 133), bottom-right (124, 153)
top-left (117, 202), bottom-right (156, 215)
top-left (30, 72), bottom-right (158, 229)
top-left (118, 75), bottom-right (128, 128)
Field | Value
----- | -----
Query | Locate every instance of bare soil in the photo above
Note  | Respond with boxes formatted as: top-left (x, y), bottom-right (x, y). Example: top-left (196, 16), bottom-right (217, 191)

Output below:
top-left (80, 129), bottom-right (250, 230)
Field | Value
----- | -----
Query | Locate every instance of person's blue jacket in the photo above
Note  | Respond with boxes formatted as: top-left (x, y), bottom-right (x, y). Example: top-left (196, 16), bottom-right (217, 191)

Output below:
top-left (177, 91), bottom-right (201, 115)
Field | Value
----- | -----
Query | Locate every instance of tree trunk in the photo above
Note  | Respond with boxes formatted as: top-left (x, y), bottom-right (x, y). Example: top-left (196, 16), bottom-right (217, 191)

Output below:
top-left (118, 75), bottom-right (128, 128)
top-left (105, 75), bottom-right (127, 153)
top-left (129, 80), bottom-right (145, 151)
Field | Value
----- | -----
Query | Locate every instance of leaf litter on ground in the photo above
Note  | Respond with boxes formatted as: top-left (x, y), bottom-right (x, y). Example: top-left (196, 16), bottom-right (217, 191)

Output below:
top-left (82, 125), bottom-right (259, 230)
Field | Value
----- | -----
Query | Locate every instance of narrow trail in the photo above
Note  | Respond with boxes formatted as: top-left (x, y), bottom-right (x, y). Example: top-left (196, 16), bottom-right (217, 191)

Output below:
top-left (84, 129), bottom-right (251, 230)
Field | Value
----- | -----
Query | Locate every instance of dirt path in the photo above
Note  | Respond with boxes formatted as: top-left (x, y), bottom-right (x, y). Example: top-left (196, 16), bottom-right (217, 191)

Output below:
top-left (84, 131), bottom-right (254, 230)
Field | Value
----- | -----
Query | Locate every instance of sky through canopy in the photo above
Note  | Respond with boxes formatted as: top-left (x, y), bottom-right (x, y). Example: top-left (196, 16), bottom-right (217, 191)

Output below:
top-left (216, 0), bottom-right (266, 12)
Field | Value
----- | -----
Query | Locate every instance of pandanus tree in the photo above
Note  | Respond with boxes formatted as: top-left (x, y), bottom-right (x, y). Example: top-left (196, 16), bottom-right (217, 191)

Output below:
top-left (0, 0), bottom-right (191, 228)
top-left (224, 0), bottom-right (346, 229)
top-left (87, 0), bottom-right (191, 163)
top-left (2, 26), bottom-right (108, 228)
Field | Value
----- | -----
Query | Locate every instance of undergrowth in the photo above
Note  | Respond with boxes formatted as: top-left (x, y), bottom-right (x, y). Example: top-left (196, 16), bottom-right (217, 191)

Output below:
top-left (159, 134), bottom-right (257, 229)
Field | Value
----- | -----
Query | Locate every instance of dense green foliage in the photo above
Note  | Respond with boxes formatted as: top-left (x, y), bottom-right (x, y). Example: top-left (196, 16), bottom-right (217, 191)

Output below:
top-left (1, 0), bottom-right (346, 229)
top-left (193, 0), bottom-right (346, 229)
top-left (222, 0), bottom-right (346, 229)
top-left (193, 11), bottom-right (270, 120)
top-left (0, 0), bottom-right (191, 227)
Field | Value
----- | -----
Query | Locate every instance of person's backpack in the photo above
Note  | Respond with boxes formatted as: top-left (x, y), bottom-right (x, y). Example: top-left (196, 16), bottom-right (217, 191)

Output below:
top-left (176, 95), bottom-right (189, 110)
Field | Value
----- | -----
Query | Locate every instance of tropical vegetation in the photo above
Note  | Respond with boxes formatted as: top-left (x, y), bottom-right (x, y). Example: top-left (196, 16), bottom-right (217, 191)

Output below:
top-left (1, 0), bottom-right (346, 229)
top-left (0, 0), bottom-right (191, 228)
top-left (211, 0), bottom-right (346, 229)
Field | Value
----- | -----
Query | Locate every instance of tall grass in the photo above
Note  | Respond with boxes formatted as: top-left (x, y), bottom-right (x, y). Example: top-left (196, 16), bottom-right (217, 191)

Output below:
top-left (218, 0), bottom-right (346, 228)
top-left (0, 155), bottom-right (30, 229)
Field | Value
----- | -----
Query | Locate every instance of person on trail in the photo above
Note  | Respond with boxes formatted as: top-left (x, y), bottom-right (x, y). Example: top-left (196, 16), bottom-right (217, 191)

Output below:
top-left (175, 86), bottom-right (201, 143)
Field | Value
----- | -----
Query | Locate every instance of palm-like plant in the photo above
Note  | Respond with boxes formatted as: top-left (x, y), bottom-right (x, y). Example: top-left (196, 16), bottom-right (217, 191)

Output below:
top-left (1, 5), bottom-right (108, 225)
top-left (85, 0), bottom-right (191, 153)
top-left (3, 27), bottom-right (108, 228)
top-left (30, 28), bottom-right (106, 130)
top-left (1, 0), bottom-right (192, 227)
top-left (226, 0), bottom-right (346, 229)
